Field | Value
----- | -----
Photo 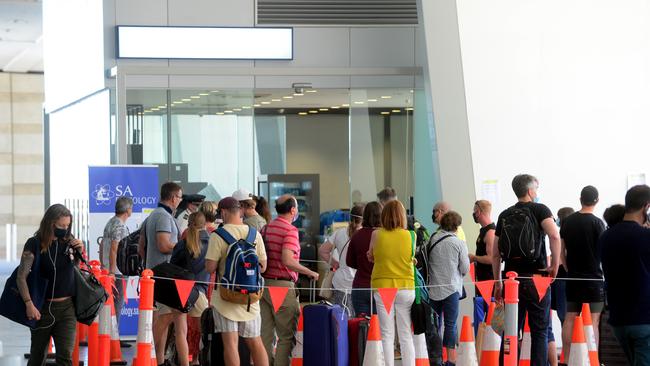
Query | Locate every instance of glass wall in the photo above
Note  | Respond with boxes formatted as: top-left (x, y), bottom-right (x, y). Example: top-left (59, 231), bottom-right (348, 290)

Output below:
top-left (123, 88), bottom-right (418, 209)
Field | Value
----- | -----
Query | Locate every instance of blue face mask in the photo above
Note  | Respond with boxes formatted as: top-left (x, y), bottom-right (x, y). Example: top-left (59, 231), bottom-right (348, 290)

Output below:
top-left (533, 196), bottom-right (540, 203)
top-left (555, 218), bottom-right (561, 227)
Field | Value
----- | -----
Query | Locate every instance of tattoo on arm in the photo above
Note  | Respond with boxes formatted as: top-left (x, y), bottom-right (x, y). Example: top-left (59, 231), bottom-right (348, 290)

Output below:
top-left (17, 251), bottom-right (34, 302)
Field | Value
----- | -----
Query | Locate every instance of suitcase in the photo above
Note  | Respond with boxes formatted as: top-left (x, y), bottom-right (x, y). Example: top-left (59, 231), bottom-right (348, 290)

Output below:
top-left (199, 307), bottom-right (251, 366)
top-left (348, 316), bottom-right (370, 366)
top-left (304, 302), bottom-right (349, 366)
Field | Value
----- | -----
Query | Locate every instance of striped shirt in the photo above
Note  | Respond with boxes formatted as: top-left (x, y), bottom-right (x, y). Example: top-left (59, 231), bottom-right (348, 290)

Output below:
top-left (427, 230), bottom-right (470, 301)
top-left (262, 217), bottom-right (300, 282)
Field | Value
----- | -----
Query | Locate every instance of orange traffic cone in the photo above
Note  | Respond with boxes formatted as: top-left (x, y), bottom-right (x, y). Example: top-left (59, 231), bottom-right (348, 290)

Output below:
top-left (479, 304), bottom-right (501, 366)
top-left (568, 316), bottom-right (589, 366)
top-left (290, 308), bottom-right (304, 366)
top-left (519, 315), bottom-right (531, 366)
top-left (362, 314), bottom-right (385, 366)
top-left (458, 316), bottom-right (478, 366)
top-left (109, 302), bottom-right (126, 365)
top-left (149, 329), bottom-right (157, 366)
top-left (414, 332), bottom-right (429, 366)
top-left (581, 304), bottom-right (599, 366)
top-left (134, 270), bottom-right (155, 366)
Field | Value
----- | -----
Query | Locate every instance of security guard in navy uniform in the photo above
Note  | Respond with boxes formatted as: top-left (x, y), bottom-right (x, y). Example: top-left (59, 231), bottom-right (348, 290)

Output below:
top-left (174, 194), bottom-right (205, 233)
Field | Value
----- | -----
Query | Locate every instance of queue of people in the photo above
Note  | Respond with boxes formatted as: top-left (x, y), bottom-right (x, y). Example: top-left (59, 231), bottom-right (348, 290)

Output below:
top-left (12, 174), bottom-right (650, 366)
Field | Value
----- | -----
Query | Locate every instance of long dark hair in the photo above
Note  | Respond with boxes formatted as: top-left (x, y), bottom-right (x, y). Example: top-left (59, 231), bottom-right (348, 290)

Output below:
top-left (254, 196), bottom-right (272, 223)
top-left (36, 204), bottom-right (73, 253)
top-left (362, 201), bottom-right (383, 228)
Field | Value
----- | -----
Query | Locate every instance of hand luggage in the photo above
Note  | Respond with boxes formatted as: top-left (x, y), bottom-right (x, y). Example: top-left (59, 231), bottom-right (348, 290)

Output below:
top-left (199, 306), bottom-right (251, 366)
top-left (152, 262), bottom-right (199, 312)
top-left (304, 302), bottom-right (349, 366)
top-left (348, 316), bottom-right (370, 366)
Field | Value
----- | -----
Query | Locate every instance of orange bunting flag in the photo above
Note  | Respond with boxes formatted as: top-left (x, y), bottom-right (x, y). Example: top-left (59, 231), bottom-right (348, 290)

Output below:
top-left (475, 280), bottom-right (494, 306)
top-left (378, 288), bottom-right (399, 315)
top-left (469, 263), bottom-right (476, 283)
top-left (269, 286), bottom-right (290, 313)
top-left (532, 276), bottom-right (552, 302)
top-left (174, 279), bottom-right (196, 307)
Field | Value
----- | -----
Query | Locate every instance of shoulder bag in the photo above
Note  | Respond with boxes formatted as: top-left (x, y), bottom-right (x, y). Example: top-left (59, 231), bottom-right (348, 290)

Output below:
top-left (73, 253), bottom-right (108, 325)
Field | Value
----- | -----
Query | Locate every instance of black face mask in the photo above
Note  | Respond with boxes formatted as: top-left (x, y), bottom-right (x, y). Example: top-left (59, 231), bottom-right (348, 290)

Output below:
top-left (472, 212), bottom-right (480, 224)
top-left (431, 214), bottom-right (436, 224)
top-left (54, 227), bottom-right (67, 239)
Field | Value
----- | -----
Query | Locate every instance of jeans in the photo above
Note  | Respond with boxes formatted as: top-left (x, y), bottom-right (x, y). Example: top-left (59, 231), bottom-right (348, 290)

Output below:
top-left (352, 288), bottom-right (376, 316)
top-left (28, 298), bottom-right (77, 366)
top-left (374, 290), bottom-right (415, 366)
top-left (517, 279), bottom-right (551, 366)
top-left (432, 292), bottom-right (460, 349)
top-left (613, 324), bottom-right (650, 366)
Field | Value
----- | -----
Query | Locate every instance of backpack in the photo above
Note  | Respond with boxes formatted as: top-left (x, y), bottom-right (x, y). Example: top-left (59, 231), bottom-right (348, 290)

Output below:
top-left (407, 216), bottom-right (431, 250)
top-left (415, 233), bottom-right (452, 285)
top-left (215, 226), bottom-right (264, 309)
top-left (497, 206), bottom-right (542, 261)
top-left (117, 229), bottom-right (143, 276)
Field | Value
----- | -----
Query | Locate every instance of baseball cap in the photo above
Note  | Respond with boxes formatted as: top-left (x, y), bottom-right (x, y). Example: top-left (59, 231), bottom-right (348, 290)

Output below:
top-left (218, 197), bottom-right (241, 210)
top-left (232, 188), bottom-right (253, 202)
top-left (580, 185), bottom-right (599, 205)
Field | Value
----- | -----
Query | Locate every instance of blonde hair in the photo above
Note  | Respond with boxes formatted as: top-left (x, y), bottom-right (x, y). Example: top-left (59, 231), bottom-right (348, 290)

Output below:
top-left (380, 200), bottom-right (407, 231)
top-left (198, 201), bottom-right (218, 222)
top-left (186, 212), bottom-right (206, 258)
top-left (475, 200), bottom-right (492, 215)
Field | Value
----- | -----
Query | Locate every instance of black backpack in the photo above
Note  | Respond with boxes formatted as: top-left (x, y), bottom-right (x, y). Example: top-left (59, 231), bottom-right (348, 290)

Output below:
top-left (116, 229), bottom-right (143, 276)
top-left (415, 234), bottom-right (452, 284)
top-left (199, 306), bottom-right (250, 366)
top-left (497, 206), bottom-right (542, 261)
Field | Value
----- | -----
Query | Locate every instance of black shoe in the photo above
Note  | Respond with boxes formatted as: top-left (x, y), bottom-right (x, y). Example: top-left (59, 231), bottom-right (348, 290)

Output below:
top-left (120, 341), bottom-right (132, 348)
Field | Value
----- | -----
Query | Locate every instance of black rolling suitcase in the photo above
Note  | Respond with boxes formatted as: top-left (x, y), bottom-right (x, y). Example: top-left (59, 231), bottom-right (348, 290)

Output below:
top-left (199, 306), bottom-right (251, 366)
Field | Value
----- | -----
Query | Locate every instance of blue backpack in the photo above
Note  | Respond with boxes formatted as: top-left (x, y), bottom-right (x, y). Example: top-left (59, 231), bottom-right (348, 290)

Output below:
top-left (215, 227), bottom-right (264, 310)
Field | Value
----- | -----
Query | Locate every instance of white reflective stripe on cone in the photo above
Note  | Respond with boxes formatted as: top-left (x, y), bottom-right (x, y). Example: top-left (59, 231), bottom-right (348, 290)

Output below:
top-left (137, 309), bottom-right (153, 344)
top-left (362, 341), bottom-right (385, 366)
top-left (99, 305), bottom-right (112, 335)
top-left (479, 326), bottom-right (501, 366)
top-left (568, 343), bottom-right (590, 366)
top-left (111, 315), bottom-right (120, 339)
top-left (584, 325), bottom-right (597, 352)
top-left (457, 342), bottom-right (478, 366)
top-left (414, 333), bottom-right (429, 365)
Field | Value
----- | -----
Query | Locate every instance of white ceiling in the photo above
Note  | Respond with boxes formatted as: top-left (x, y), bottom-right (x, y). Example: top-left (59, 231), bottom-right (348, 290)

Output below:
top-left (0, 0), bottom-right (42, 73)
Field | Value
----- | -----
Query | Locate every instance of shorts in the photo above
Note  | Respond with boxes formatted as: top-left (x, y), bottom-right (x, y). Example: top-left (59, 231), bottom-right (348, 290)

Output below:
top-left (155, 302), bottom-right (178, 315)
top-left (213, 309), bottom-right (261, 338)
top-left (188, 292), bottom-right (209, 318)
top-left (567, 301), bottom-right (604, 313)
top-left (565, 279), bottom-right (604, 304)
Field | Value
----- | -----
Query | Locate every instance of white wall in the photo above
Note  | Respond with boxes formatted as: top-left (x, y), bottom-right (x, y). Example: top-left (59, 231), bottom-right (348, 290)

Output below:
top-left (457, 0), bottom-right (650, 219)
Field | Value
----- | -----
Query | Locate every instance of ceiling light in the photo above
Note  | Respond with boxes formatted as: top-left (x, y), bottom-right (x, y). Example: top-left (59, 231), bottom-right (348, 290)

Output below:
top-left (392, 109), bottom-right (401, 113)
top-left (199, 93), bottom-right (209, 96)
top-left (242, 106), bottom-right (251, 109)
top-left (319, 108), bottom-right (329, 111)
top-left (216, 112), bottom-right (224, 115)
top-left (190, 96), bottom-right (201, 99)
top-left (211, 90), bottom-right (220, 93)
top-left (306, 90), bottom-right (317, 93)
top-left (158, 105), bottom-right (167, 109)
top-left (405, 107), bottom-right (414, 111)
top-left (151, 108), bottom-right (159, 111)
top-left (309, 110), bottom-right (318, 114)
top-left (253, 104), bottom-right (261, 107)
top-left (380, 96), bottom-right (392, 99)
top-left (272, 99), bottom-right (281, 102)
top-left (233, 108), bottom-right (242, 111)
top-left (225, 110), bottom-right (233, 113)
top-left (283, 96), bottom-right (293, 99)
top-left (144, 110), bottom-right (151, 113)
top-left (381, 112), bottom-right (390, 115)
top-left (172, 101), bottom-right (183, 105)
top-left (293, 93), bottom-right (304, 96)
top-left (331, 106), bottom-right (340, 109)
top-left (182, 98), bottom-right (191, 102)
top-left (353, 101), bottom-right (364, 105)
top-left (261, 101), bottom-right (271, 105)
top-left (298, 112), bottom-right (308, 115)
top-left (341, 104), bottom-right (350, 107)
top-left (410, 90), bottom-right (414, 93)
top-left (367, 99), bottom-right (378, 102)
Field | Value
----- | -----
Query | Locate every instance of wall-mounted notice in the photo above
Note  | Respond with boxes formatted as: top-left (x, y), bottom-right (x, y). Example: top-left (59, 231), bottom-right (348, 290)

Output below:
top-left (481, 179), bottom-right (500, 206)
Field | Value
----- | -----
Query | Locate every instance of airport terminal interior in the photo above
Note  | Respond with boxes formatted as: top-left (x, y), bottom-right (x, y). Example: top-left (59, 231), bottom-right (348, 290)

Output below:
top-left (1, 0), bottom-right (650, 365)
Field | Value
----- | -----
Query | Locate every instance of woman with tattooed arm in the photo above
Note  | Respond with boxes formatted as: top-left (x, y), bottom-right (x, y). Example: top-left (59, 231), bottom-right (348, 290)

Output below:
top-left (17, 204), bottom-right (84, 366)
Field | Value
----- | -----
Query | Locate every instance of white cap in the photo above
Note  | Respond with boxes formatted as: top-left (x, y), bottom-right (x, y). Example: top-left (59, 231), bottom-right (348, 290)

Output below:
top-left (232, 188), bottom-right (253, 201)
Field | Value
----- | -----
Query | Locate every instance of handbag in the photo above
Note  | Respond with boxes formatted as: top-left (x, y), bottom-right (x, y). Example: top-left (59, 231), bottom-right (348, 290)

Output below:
top-left (73, 255), bottom-right (108, 325)
top-left (319, 238), bottom-right (350, 300)
top-left (0, 238), bottom-right (48, 328)
top-left (152, 262), bottom-right (199, 313)
top-left (410, 230), bottom-right (430, 335)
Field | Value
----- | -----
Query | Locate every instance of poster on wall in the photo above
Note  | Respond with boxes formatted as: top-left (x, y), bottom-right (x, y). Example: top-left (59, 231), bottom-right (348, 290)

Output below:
top-left (88, 165), bottom-right (159, 337)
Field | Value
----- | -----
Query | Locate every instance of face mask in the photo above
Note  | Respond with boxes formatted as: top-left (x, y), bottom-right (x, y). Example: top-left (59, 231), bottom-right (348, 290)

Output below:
top-left (555, 218), bottom-right (561, 227)
top-left (293, 212), bottom-right (299, 223)
top-left (431, 214), bottom-right (436, 224)
top-left (533, 196), bottom-right (540, 203)
top-left (472, 212), bottom-right (480, 224)
top-left (54, 227), bottom-right (67, 239)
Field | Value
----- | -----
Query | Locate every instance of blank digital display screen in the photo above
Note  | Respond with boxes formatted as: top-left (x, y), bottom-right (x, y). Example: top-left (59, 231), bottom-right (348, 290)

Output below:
top-left (117, 26), bottom-right (293, 60)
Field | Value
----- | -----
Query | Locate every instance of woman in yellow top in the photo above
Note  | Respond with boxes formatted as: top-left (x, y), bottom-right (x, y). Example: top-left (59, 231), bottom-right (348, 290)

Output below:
top-left (367, 200), bottom-right (415, 366)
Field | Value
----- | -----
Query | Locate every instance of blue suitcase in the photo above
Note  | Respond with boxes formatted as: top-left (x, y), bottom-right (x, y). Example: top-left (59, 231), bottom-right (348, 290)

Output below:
top-left (303, 302), bottom-right (349, 366)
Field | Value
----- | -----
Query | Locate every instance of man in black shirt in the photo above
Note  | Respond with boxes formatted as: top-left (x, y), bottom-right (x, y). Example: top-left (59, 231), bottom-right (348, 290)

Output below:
top-left (492, 174), bottom-right (561, 366)
top-left (560, 185), bottom-right (606, 361)
top-left (601, 185), bottom-right (650, 365)
top-left (469, 199), bottom-right (495, 335)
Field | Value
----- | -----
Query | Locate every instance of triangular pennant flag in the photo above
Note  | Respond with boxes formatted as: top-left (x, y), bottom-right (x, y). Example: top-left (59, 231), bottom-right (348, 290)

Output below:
top-left (475, 280), bottom-right (494, 306)
top-left (174, 279), bottom-right (196, 307)
top-left (532, 276), bottom-right (552, 302)
top-left (123, 278), bottom-right (128, 304)
top-left (469, 263), bottom-right (476, 283)
top-left (268, 286), bottom-right (290, 313)
top-left (378, 288), bottom-right (399, 315)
